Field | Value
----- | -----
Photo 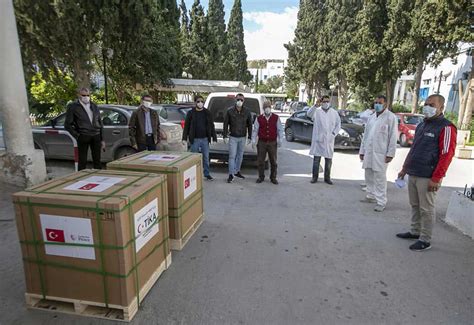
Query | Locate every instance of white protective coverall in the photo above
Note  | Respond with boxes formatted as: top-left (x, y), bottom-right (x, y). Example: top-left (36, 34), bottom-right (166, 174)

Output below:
top-left (307, 106), bottom-right (341, 158)
top-left (359, 109), bottom-right (398, 206)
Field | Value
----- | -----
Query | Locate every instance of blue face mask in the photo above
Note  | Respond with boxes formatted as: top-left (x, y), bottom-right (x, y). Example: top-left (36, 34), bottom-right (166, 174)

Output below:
top-left (374, 103), bottom-right (384, 112)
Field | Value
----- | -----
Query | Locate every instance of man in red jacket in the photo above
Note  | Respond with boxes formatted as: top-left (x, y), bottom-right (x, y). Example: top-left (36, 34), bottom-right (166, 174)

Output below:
top-left (251, 101), bottom-right (284, 184)
top-left (396, 94), bottom-right (457, 251)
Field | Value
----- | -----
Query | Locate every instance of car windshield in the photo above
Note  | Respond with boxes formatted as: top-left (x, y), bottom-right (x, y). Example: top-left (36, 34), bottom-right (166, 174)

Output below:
top-left (403, 115), bottom-right (424, 125)
top-left (208, 97), bottom-right (261, 123)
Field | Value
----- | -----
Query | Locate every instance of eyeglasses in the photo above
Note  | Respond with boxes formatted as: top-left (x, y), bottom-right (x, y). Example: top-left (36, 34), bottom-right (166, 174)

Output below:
top-left (196, 100), bottom-right (204, 103)
top-left (236, 99), bottom-right (244, 102)
top-left (81, 95), bottom-right (90, 97)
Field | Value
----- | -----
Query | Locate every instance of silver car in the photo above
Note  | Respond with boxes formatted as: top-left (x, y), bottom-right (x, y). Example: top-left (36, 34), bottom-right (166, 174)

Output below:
top-left (32, 104), bottom-right (185, 162)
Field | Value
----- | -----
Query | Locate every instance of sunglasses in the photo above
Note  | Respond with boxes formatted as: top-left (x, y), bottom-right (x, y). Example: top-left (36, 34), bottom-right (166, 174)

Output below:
top-left (236, 99), bottom-right (244, 102)
top-left (196, 100), bottom-right (204, 103)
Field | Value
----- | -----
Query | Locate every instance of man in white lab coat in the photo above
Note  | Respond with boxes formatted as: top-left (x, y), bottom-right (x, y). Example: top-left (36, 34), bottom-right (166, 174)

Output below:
top-left (359, 95), bottom-right (398, 212)
top-left (307, 95), bottom-right (341, 184)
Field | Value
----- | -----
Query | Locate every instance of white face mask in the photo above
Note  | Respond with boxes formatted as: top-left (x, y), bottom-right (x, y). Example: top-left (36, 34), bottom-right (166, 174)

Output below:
top-left (143, 101), bottom-right (152, 108)
top-left (197, 102), bottom-right (204, 109)
top-left (321, 102), bottom-right (330, 110)
top-left (236, 100), bottom-right (244, 108)
top-left (264, 108), bottom-right (271, 115)
top-left (80, 95), bottom-right (90, 104)
top-left (422, 105), bottom-right (437, 118)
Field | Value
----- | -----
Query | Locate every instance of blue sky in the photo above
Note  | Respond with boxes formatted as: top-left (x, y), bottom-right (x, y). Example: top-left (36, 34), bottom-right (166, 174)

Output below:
top-left (183, 0), bottom-right (300, 59)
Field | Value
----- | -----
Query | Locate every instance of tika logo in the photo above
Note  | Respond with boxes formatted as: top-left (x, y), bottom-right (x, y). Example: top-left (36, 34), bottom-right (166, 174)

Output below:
top-left (79, 183), bottom-right (99, 191)
top-left (184, 178), bottom-right (191, 189)
top-left (137, 213), bottom-right (158, 234)
top-left (162, 156), bottom-right (175, 160)
top-left (45, 228), bottom-right (65, 243)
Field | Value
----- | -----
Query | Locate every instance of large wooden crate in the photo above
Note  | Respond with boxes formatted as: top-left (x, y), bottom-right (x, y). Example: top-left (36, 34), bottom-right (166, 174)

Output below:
top-left (13, 169), bottom-right (171, 322)
top-left (107, 151), bottom-right (204, 250)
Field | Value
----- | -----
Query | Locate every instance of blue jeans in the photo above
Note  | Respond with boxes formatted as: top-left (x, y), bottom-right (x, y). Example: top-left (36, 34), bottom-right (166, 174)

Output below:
top-left (228, 136), bottom-right (246, 175)
top-left (190, 138), bottom-right (211, 177)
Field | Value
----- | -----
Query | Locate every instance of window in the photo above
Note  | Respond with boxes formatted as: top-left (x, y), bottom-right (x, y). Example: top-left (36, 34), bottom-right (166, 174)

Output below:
top-left (423, 79), bottom-right (431, 86)
top-left (100, 109), bottom-right (127, 126)
top-left (55, 114), bottom-right (66, 127)
top-left (208, 97), bottom-right (261, 123)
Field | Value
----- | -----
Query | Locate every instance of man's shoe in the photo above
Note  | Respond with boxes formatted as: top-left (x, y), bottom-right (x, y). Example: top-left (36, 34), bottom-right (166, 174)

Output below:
top-left (271, 179), bottom-right (278, 185)
top-left (227, 175), bottom-right (234, 183)
top-left (310, 178), bottom-right (318, 184)
top-left (374, 204), bottom-right (385, 212)
top-left (256, 178), bottom-right (264, 183)
top-left (205, 175), bottom-right (214, 181)
top-left (409, 240), bottom-right (431, 251)
top-left (396, 232), bottom-right (420, 240)
top-left (360, 197), bottom-right (376, 203)
top-left (324, 179), bottom-right (333, 185)
top-left (234, 172), bottom-right (245, 179)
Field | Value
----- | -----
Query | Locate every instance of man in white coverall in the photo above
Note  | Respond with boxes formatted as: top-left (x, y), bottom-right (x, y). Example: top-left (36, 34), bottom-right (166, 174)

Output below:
top-left (359, 95), bottom-right (398, 212)
top-left (307, 95), bottom-right (341, 184)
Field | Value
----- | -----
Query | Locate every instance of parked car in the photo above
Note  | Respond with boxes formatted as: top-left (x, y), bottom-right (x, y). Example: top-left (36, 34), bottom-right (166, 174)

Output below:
top-left (153, 104), bottom-right (193, 129)
top-left (284, 110), bottom-right (364, 149)
top-left (396, 113), bottom-right (424, 147)
top-left (289, 101), bottom-right (308, 113)
top-left (273, 101), bottom-right (283, 111)
top-left (204, 92), bottom-right (266, 162)
top-left (32, 104), bottom-right (185, 162)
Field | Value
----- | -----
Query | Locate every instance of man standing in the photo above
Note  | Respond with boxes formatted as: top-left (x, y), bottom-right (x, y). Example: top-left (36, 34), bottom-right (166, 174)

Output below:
top-left (359, 95), bottom-right (398, 212)
top-left (251, 101), bottom-right (284, 184)
top-left (307, 95), bottom-right (341, 184)
top-left (396, 94), bottom-right (457, 251)
top-left (129, 94), bottom-right (160, 152)
top-left (182, 95), bottom-right (217, 181)
top-left (223, 93), bottom-right (252, 183)
top-left (65, 87), bottom-right (105, 170)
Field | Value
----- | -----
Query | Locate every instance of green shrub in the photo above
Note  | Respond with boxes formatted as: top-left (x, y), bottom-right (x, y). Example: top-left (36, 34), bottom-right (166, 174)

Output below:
top-left (391, 103), bottom-right (411, 113)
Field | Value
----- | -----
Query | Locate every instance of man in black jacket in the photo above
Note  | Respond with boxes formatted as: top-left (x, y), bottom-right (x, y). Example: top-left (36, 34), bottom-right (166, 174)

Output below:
top-left (223, 93), bottom-right (252, 183)
top-left (65, 88), bottom-right (105, 170)
top-left (182, 95), bottom-right (217, 181)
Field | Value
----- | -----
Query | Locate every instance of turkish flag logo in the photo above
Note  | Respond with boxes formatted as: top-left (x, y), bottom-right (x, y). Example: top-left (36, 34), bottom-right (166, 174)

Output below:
top-left (45, 228), bottom-right (65, 243)
top-left (184, 178), bottom-right (190, 189)
top-left (79, 183), bottom-right (99, 191)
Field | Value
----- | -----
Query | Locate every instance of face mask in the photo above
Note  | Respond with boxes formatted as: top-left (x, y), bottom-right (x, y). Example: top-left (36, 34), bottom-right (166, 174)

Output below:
top-left (197, 102), bottom-right (204, 109)
top-left (321, 103), bottom-right (330, 110)
top-left (374, 103), bottom-right (384, 112)
top-left (80, 96), bottom-right (90, 104)
top-left (143, 101), bottom-right (152, 108)
top-left (422, 105), bottom-right (437, 118)
top-left (236, 100), bottom-right (243, 108)
top-left (264, 108), bottom-right (271, 115)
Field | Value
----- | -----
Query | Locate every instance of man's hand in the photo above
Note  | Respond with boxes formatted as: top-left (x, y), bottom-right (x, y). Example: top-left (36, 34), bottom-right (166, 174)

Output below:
top-left (247, 138), bottom-right (251, 145)
top-left (385, 156), bottom-right (393, 163)
top-left (132, 144), bottom-right (138, 150)
top-left (101, 141), bottom-right (106, 152)
top-left (359, 154), bottom-right (364, 161)
top-left (223, 138), bottom-right (227, 144)
top-left (428, 180), bottom-right (441, 192)
top-left (277, 141), bottom-right (282, 148)
top-left (181, 140), bottom-right (187, 146)
top-left (397, 170), bottom-right (406, 180)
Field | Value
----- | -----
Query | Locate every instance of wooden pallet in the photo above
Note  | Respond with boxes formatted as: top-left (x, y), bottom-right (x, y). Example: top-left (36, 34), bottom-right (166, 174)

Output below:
top-left (25, 253), bottom-right (172, 322)
top-left (170, 213), bottom-right (204, 251)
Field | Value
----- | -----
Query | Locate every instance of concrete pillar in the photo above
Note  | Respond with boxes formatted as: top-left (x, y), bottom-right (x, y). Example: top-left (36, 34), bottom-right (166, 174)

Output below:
top-left (399, 80), bottom-right (407, 105)
top-left (393, 80), bottom-right (401, 102)
top-left (0, 0), bottom-right (47, 186)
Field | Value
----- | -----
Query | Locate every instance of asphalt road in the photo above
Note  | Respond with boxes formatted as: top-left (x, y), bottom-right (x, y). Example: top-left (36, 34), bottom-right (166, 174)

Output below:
top-left (0, 136), bottom-right (473, 324)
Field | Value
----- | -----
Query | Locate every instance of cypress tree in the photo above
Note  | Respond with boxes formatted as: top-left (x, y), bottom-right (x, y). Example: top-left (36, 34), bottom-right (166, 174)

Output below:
top-left (207, 0), bottom-right (227, 80)
top-left (179, 0), bottom-right (192, 77)
top-left (187, 0), bottom-right (208, 79)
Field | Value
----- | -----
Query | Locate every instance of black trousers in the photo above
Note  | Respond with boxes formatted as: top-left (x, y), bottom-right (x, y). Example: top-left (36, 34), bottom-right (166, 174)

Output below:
top-left (257, 140), bottom-right (277, 180)
top-left (77, 134), bottom-right (102, 170)
top-left (312, 156), bottom-right (332, 181)
top-left (137, 135), bottom-right (157, 151)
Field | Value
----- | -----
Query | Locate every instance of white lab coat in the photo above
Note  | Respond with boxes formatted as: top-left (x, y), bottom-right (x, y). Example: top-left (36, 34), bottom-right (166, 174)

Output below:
top-left (307, 106), bottom-right (341, 158)
top-left (359, 109), bottom-right (398, 172)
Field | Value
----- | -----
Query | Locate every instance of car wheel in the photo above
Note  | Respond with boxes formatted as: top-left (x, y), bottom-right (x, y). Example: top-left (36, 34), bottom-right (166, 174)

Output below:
top-left (114, 146), bottom-right (137, 160)
top-left (285, 127), bottom-right (295, 142)
top-left (399, 133), bottom-right (409, 147)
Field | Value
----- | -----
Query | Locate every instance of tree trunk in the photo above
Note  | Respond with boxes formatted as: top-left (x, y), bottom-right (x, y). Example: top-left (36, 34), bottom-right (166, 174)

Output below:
top-left (457, 78), bottom-right (468, 128)
top-left (461, 80), bottom-right (473, 130)
top-left (385, 79), bottom-right (396, 110)
top-left (412, 57), bottom-right (424, 113)
top-left (73, 59), bottom-right (90, 89)
top-left (337, 74), bottom-right (348, 109)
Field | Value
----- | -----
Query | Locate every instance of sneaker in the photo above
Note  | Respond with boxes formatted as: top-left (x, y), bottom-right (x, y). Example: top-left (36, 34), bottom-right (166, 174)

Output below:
top-left (205, 175), bottom-right (214, 181)
top-left (271, 179), bottom-right (279, 185)
top-left (234, 172), bottom-right (245, 179)
top-left (310, 178), bottom-right (318, 184)
top-left (361, 186), bottom-right (367, 192)
top-left (409, 240), bottom-right (431, 251)
top-left (227, 175), bottom-right (234, 183)
top-left (396, 232), bottom-right (420, 240)
top-left (256, 178), bottom-right (264, 183)
top-left (360, 197), bottom-right (376, 203)
top-left (374, 204), bottom-right (385, 212)
top-left (324, 179), bottom-right (333, 185)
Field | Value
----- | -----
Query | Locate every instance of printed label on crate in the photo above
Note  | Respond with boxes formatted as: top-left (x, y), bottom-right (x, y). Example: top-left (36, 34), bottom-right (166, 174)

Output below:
top-left (40, 214), bottom-right (95, 260)
top-left (63, 176), bottom-right (125, 192)
top-left (183, 165), bottom-right (197, 200)
top-left (140, 154), bottom-right (180, 161)
top-left (134, 199), bottom-right (159, 252)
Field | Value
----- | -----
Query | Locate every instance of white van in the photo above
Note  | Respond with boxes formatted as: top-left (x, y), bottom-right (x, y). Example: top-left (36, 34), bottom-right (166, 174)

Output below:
top-left (205, 92), bottom-right (267, 162)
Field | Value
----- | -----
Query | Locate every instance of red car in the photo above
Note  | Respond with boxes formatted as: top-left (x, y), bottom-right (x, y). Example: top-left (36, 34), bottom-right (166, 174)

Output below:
top-left (396, 113), bottom-right (424, 147)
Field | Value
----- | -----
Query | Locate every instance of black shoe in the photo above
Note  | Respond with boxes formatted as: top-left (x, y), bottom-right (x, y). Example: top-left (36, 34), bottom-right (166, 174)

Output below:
top-left (205, 175), bottom-right (214, 181)
top-left (310, 178), bottom-right (318, 184)
top-left (396, 232), bottom-right (420, 240)
top-left (271, 179), bottom-right (278, 185)
top-left (324, 179), bottom-right (333, 185)
top-left (227, 175), bottom-right (234, 183)
top-left (409, 240), bottom-right (431, 251)
top-left (256, 178), bottom-right (264, 183)
top-left (234, 172), bottom-right (245, 179)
